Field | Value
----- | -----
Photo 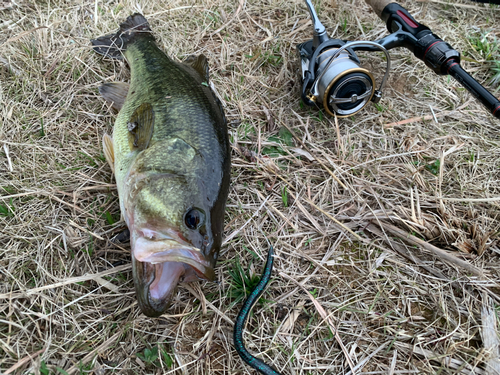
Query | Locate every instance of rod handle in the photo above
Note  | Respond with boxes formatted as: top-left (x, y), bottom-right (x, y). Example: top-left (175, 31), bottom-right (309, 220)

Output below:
top-left (364, 0), bottom-right (392, 17)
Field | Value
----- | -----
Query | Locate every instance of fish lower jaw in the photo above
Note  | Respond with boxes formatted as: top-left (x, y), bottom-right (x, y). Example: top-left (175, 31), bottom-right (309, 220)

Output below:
top-left (132, 237), bottom-right (215, 316)
top-left (135, 259), bottom-right (212, 317)
top-left (145, 260), bottom-right (212, 315)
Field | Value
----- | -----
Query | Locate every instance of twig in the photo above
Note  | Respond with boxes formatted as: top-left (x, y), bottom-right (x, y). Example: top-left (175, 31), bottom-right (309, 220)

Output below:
top-left (0, 191), bottom-right (44, 200)
top-left (3, 26), bottom-right (49, 46)
top-left (286, 112), bottom-right (348, 190)
top-left (438, 196), bottom-right (500, 203)
top-left (4, 347), bottom-right (46, 374)
top-left (66, 332), bottom-right (122, 375)
top-left (481, 293), bottom-right (500, 374)
top-left (186, 282), bottom-right (207, 315)
top-left (372, 220), bottom-right (484, 277)
top-left (365, 223), bottom-right (451, 281)
top-left (210, 0), bottom-right (245, 35)
top-left (384, 101), bottom-right (473, 128)
top-left (284, 183), bottom-right (363, 241)
top-left (279, 272), bottom-right (356, 374)
top-left (3, 144), bottom-right (13, 172)
top-left (69, 219), bottom-right (105, 241)
top-left (389, 349), bottom-right (398, 375)
top-left (395, 342), bottom-right (487, 374)
top-left (0, 264), bottom-right (131, 299)
top-left (185, 284), bottom-right (234, 326)
top-left (345, 341), bottom-right (391, 375)
top-left (0, 56), bottom-right (22, 76)
top-left (0, 190), bottom-right (87, 213)
top-left (146, 5), bottom-right (203, 17)
top-left (255, 189), bottom-right (299, 231)
top-left (222, 196), bottom-right (270, 245)
top-left (286, 19), bottom-right (312, 38)
top-left (416, 0), bottom-right (494, 9)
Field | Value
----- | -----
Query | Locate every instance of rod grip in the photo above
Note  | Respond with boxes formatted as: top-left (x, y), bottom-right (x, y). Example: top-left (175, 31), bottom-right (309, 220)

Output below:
top-left (364, 0), bottom-right (392, 17)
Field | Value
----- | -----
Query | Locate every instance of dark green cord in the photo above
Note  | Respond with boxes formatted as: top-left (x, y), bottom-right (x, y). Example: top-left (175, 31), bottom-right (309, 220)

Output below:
top-left (233, 247), bottom-right (282, 375)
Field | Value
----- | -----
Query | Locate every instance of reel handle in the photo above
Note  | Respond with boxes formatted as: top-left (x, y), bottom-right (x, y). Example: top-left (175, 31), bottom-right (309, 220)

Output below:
top-left (304, 0), bottom-right (328, 48)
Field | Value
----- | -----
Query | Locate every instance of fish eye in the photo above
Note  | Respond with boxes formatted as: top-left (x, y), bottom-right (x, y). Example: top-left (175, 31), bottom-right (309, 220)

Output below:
top-left (184, 208), bottom-right (205, 230)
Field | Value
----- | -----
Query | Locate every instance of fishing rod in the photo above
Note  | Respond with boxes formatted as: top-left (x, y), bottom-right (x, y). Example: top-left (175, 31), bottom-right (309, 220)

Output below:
top-left (298, 0), bottom-right (500, 119)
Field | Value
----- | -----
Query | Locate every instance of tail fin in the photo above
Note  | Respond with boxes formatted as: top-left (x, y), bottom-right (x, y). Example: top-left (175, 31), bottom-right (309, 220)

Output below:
top-left (91, 13), bottom-right (154, 59)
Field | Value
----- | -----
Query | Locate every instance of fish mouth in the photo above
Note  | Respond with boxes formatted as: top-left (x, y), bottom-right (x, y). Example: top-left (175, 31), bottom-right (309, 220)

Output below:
top-left (132, 229), bottom-right (214, 317)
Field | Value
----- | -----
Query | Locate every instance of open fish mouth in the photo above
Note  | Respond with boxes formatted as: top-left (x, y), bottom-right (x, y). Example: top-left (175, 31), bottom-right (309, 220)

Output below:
top-left (132, 229), bottom-right (214, 316)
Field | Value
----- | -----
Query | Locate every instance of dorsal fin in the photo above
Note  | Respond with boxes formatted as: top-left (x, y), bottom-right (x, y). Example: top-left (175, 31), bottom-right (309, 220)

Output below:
top-left (99, 82), bottom-right (129, 112)
top-left (128, 103), bottom-right (154, 151)
top-left (183, 54), bottom-right (210, 82)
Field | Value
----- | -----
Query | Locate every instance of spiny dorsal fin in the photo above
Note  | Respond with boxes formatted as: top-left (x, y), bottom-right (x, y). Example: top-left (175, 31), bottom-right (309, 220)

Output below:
top-left (183, 54), bottom-right (210, 82)
top-left (99, 82), bottom-right (130, 112)
top-left (128, 103), bottom-right (154, 151)
top-left (102, 133), bottom-right (115, 172)
top-left (91, 13), bottom-right (153, 59)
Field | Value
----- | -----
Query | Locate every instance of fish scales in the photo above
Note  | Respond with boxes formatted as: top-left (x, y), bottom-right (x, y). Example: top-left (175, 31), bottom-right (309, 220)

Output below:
top-left (92, 14), bottom-right (230, 317)
top-left (115, 42), bottom-right (227, 208)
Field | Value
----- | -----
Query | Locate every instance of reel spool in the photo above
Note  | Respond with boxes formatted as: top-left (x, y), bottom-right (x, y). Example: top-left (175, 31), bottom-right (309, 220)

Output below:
top-left (297, 0), bottom-right (390, 117)
top-left (314, 45), bottom-right (376, 116)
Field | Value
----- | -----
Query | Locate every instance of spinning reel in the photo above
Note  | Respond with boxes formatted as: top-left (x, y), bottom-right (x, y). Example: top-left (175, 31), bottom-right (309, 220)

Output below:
top-left (298, 0), bottom-right (500, 119)
top-left (298, 0), bottom-right (390, 117)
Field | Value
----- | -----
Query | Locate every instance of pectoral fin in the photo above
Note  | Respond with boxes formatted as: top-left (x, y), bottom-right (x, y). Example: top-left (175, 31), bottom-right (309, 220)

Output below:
top-left (99, 82), bottom-right (130, 111)
top-left (183, 54), bottom-right (210, 82)
top-left (102, 133), bottom-right (115, 172)
top-left (128, 103), bottom-right (154, 151)
top-left (103, 134), bottom-right (120, 220)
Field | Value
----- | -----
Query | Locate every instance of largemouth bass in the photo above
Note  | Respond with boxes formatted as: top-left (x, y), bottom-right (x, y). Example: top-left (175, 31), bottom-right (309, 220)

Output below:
top-left (91, 14), bottom-right (231, 317)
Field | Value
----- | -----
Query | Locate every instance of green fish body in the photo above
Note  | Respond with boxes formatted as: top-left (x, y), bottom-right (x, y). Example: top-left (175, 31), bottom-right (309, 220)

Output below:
top-left (92, 14), bottom-right (231, 317)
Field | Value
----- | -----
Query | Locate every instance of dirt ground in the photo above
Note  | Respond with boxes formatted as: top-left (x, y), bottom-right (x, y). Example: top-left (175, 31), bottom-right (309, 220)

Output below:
top-left (1, 0), bottom-right (500, 374)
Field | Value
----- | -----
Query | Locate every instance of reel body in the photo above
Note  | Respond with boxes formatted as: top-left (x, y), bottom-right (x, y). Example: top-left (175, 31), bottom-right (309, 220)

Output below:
top-left (298, 0), bottom-right (389, 117)
top-left (298, 39), bottom-right (377, 117)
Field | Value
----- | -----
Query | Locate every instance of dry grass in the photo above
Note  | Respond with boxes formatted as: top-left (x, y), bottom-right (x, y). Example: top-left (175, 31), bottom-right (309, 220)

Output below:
top-left (1, 0), bottom-right (500, 374)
